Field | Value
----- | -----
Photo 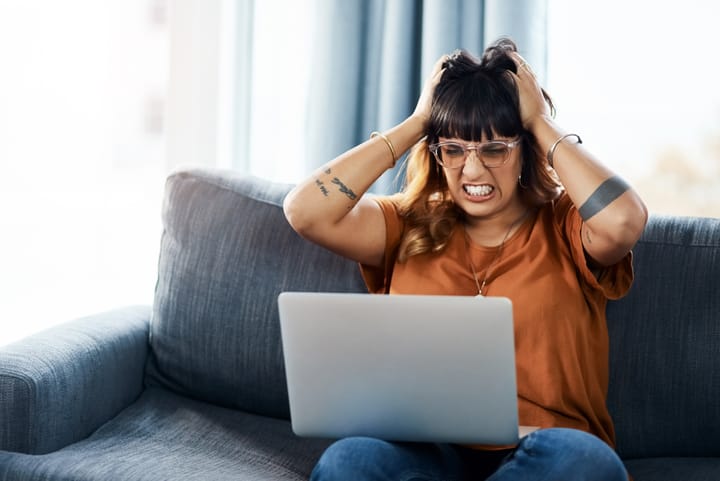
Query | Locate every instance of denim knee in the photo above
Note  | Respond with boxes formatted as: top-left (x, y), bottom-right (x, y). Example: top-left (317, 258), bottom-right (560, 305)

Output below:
top-left (310, 437), bottom-right (396, 481)
top-left (490, 428), bottom-right (628, 481)
top-left (310, 437), bottom-right (464, 481)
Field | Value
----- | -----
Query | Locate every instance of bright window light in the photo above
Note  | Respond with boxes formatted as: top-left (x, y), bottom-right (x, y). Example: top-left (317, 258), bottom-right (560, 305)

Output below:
top-left (0, 1), bottom-right (168, 346)
top-left (547, 0), bottom-right (720, 217)
top-left (247, 0), bottom-right (316, 183)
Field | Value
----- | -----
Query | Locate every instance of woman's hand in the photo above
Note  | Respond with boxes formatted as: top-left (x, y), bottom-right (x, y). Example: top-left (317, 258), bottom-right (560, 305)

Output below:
top-left (509, 52), bottom-right (551, 131)
top-left (412, 54), bottom-right (447, 128)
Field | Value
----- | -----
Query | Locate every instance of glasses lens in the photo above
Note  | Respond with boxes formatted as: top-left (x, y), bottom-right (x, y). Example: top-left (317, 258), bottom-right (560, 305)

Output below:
top-left (480, 143), bottom-right (510, 167)
top-left (438, 143), bottom-right (466, 168)
top-left (431, 141), bottom-right (513, 168)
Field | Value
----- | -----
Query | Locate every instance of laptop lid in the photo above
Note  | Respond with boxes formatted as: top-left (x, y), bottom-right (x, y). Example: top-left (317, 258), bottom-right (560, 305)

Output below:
top-left (278, 292), bottom-right (521, 445)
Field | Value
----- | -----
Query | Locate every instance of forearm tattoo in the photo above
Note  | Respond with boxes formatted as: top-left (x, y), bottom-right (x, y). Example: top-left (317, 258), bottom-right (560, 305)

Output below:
top-left (315, 179), bottom-right (329, 196)
top-left (313, 166), bottom-right (332, 196)
top-left (313, 166), bottom-right (358, 201)
top-left (578, 175), bottom-right (631, 220)
top-left (331, 177), bottom-right (358, 200)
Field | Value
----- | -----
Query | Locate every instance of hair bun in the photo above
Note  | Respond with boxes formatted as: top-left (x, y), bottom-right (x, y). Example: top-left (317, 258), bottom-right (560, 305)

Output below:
top-left (481, 37), bottom-right (519, 73)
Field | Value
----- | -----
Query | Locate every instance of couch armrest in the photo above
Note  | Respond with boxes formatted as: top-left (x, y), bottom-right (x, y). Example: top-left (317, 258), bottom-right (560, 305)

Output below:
top-left (0, 305), bottom-right (151, 454)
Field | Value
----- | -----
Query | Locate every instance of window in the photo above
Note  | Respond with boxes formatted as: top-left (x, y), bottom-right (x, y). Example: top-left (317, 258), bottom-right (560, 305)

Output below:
top-left (247, 0), bottom-right (316, 183)
top-left (4, 2), bottom-right (717, 346)
top-left (547, 0), bottom-right (720, 217)
top-left (0, 1), bottom-right (169, 345)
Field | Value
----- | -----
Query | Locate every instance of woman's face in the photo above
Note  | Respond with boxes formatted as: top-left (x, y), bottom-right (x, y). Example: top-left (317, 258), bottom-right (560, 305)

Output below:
top-left (439, 135), bottom-right (525, 222)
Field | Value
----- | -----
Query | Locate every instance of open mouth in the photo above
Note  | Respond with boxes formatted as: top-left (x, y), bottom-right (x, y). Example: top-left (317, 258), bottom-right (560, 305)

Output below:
top-left (463, 184), bottom-right (494, 197)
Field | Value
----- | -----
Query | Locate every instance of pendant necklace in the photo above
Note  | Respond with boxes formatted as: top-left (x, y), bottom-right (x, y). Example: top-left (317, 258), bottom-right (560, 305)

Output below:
top-left (465, 210), bottom-right (529, 297)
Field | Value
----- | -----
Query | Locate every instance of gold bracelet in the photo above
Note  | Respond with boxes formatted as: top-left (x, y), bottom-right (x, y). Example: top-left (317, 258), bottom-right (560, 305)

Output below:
top-left (370, 131), bottom-right (397, 168)
top-left (547, 133), bottom-right (582, 168)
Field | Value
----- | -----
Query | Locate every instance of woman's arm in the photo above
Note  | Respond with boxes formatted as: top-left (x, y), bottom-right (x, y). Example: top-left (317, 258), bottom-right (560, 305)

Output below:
top-left (511, 54), bottom-right (648, 267)
top-left (283, 56), bottom-right (446, 267)
top-left (283, 116), bottom-right (423, 267)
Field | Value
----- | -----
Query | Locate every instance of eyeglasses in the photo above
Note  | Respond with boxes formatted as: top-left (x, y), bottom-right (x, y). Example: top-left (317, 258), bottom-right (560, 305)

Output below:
top-left (428, 138), bottom-right (521, 169)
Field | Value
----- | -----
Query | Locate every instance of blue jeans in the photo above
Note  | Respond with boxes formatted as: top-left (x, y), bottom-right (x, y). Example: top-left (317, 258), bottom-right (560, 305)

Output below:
top-left (310, 428), bottom-right (628, 481)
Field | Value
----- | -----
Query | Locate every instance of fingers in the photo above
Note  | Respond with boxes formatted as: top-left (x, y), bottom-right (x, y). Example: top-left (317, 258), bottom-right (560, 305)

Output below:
top-left (427, 54), bottom-right (449, 91)
top-left (509, 51), bottom-right (527, 69)
top-left (430, 53), bottom-right (449, 76)
top-left (413, 53), bottom-right (450, 124)
top-left (510, 52), bottom-right (536, 78)
top-left (507, 52), bottom-right (549, 128)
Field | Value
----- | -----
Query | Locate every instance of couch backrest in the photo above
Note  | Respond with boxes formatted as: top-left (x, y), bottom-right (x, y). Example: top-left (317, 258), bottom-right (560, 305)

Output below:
top-left (146, 169), bottom-right (367, 419)
top-left (147, 169), bottom-right (720, 455)
top-left (606, 214), bottom-right (720, 459)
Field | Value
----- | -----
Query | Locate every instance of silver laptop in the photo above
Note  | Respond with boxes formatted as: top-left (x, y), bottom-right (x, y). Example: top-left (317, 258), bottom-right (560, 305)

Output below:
top-left (278, 292), bottom-right (529, 445)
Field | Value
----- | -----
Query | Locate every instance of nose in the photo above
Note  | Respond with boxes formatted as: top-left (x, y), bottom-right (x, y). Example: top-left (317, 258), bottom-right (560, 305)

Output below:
top-left (461, 149), bottom-right (488, 176)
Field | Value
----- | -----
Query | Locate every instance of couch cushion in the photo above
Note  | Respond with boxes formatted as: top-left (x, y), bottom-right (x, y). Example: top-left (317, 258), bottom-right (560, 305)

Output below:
top-left (607, 214), bottom-right (720, 459)
top-left (0, 387), bottom-right (332, 481)
top-left (145, 169), bottom-right (367, 419)
top-left (624, 457), bottom-right (720, 481)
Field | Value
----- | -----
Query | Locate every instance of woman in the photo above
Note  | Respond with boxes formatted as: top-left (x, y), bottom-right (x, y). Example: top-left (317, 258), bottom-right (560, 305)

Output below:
top-left (284, 38), bottom-right (647, 481)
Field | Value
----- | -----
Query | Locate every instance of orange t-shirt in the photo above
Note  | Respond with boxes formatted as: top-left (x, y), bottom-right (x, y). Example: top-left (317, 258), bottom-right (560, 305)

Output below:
top-left (360, 192), bottom-right (633, 449)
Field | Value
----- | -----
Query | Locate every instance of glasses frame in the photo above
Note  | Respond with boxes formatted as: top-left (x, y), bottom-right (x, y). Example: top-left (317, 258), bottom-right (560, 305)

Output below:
top-left (428, 138), bottom-right (522, 169)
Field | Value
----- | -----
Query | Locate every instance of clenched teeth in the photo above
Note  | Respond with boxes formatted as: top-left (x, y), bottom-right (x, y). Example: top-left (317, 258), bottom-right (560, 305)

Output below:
top-left (464, 184), bottom-right (493, 196)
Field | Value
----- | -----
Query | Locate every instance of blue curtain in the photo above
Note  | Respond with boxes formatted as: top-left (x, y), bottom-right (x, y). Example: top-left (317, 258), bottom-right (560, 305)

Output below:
top-left (305, 0), bottom-right (547, 193)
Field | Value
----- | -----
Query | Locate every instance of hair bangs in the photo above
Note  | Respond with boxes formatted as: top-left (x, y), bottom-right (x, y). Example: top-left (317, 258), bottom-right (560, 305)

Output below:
top-left (429, 71), bottom-right (522, 143)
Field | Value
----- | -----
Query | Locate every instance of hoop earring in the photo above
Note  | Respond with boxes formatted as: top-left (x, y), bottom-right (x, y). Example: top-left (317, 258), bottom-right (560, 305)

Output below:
top-left (518, 174), bottom-right (528, 189)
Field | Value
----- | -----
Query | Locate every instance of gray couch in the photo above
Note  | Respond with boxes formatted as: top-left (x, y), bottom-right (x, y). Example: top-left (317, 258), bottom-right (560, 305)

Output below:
top-left (1, 168), bottom-right (719, 481)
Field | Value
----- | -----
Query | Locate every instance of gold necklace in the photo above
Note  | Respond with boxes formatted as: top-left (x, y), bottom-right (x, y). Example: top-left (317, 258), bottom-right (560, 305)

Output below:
top-left (465, 211), bottom-right (528, 297)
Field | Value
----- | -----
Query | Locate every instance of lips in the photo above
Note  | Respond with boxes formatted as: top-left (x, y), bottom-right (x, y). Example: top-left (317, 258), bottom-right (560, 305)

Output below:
top-left (463, 184), bottom-right (494, 197)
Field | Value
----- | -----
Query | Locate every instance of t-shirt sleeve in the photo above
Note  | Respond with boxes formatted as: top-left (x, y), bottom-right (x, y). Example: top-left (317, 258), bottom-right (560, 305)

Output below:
top-left (553, 192), bottom-right (634, 300)
top-left (359, 195), bottom-right (404, 294)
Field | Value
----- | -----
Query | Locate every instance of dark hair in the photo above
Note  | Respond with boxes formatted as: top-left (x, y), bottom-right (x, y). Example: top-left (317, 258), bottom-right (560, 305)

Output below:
top-left (430, 51), bottom-right (518, 142)
top-left (426, 37), bottom-right (560, 207)
top-left (395, 38), bottom-right (561, 261)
